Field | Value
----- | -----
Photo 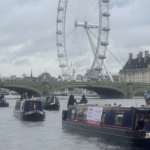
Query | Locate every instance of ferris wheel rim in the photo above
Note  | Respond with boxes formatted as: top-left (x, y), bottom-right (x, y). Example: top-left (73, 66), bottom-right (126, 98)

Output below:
top-left (56, 0), bottom-right (71, 77)
top-left (56, 0), bottom-right (110, 78)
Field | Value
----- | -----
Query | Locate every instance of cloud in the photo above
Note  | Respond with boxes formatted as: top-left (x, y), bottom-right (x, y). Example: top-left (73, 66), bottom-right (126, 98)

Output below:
top-left (0, 0), bottom-right (60, 77)
top-left (106, 0), bottom-right (150, 73)
top-left (14, 58), bottom-right (30, 66)
top-left (0, 0), bottom-right (150, 78)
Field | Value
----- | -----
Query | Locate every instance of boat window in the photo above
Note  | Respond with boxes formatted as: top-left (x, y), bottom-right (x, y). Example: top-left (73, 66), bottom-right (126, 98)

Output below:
top-left (47, 97), bottom-right (51, 103)
top-left (76, 109), bottom-right (83, 121)
top-left (115, 112), bottom-right (124, 125)
top-left (29, 102), bottom-right (37, 111)
top-left (71, 109), bottom-right (76, 120)
top-left (134, 113), bottom-right (139, 129)
top-left (101, 112), bottom-right (105, 123)
top-left (83, 109), bottom-right (87, 121)
top-left (15, 101), bottom-right (21, 110)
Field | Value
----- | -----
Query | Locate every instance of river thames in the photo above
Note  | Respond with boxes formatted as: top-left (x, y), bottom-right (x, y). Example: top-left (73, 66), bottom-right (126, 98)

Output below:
top-left (0, 96), bottom-right (145, 150)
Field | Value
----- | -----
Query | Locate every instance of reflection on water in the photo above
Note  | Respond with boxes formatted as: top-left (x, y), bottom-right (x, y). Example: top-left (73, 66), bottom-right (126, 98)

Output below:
top-left (0, 96), bottom-right (145, 150)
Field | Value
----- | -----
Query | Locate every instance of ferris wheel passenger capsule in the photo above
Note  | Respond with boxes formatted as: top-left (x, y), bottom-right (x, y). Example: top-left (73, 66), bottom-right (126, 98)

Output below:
top-left (102, 27), bottom-right (110, 32)
top-left (56, 31), bottom-right (63, 35)
top-left (58, 7), bottom-right (64, 11)
top-left (94, 67), bottom-right (103, 72)
top-left (102, 12), bottom-right (111, 17)
top-left (59, 64), bottom-right (66, 68)
top-left (102, 0), bottom-right (110, 3)
top-left (56, 19), bottom-right (63, 23)
top-left (98, 55), bottom-right (106, 59)
top-left (101, 41), bottom-right (109, 46)
top-left (58, 54), bottom-right (64, 58)
top-left (57, 43), bottom-right (63, 46)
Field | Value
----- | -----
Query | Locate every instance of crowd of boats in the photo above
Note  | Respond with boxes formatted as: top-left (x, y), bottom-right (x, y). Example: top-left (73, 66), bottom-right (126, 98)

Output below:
top-left (1, 92), bottom-right (150, 149)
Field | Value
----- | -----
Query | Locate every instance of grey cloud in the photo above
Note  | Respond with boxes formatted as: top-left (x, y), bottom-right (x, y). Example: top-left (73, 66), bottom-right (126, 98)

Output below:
top-left (0, 0), bottom-right (150, 77)
top-left (14, 58), bottom-right (30, 66)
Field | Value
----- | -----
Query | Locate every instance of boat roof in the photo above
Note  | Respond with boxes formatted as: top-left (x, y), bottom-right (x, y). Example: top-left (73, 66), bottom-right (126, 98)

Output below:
top-left (69, 104), bottom-right (150, 111)
top-left (131, 105), bottom-right (150, 111)
top-left (16, 99), bottom-right (42, 102)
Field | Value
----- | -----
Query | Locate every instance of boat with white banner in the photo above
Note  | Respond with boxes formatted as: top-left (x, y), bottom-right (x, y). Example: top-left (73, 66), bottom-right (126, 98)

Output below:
top-left (62, 103), bottom-right (150, 150)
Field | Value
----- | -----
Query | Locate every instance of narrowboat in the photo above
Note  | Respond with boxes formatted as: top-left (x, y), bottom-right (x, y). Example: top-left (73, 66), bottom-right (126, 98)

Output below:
top-left (0, 99), bottom-right (9, 107)
top-left (42, 96), bottom-right (60, 110)
top-left (14, 99), bottom-right (45, 121)
top-left (62, 103), bottom-right (150, 150)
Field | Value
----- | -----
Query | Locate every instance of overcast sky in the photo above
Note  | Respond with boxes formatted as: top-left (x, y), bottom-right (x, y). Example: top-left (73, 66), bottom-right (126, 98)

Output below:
top-left (0, 0), bottom-right (150, 78)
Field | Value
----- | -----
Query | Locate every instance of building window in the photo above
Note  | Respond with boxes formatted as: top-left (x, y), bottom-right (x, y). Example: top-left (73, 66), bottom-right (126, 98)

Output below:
top-left (71, 109), bottom-right (76, 120)
top-left (115, 112), bottom-right (124, 125)
top-left (101, 112), bottom-right (106, 123)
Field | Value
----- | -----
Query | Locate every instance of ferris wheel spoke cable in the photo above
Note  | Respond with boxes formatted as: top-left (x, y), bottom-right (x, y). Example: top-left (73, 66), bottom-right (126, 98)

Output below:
top-left (88, 29), bottom-right (109, 71)
top-left (66, 32), bottom-right (78, 59)
top-left (88, 29), bottom-right (123, 67)
top-left (67, 29), bottom-right (84, 66)
top-left (109, 42), bottom-right (126, 63)
top-left (67, 9), bottom-right (76, 20)
top-left (68, 1), bottom-right (78, 17)
top-left (73, 31), bottom-right (84, 69)
top-left (85, 1), bottom-right (95, 21)
top-left (86, 29), bottom-right (102, 70)
top-left (86, 1), bottom-right (95, 19)
top-left (107, 48), bottom-right (124, 67)
top-left (87, 6), bottom-right (99, 20)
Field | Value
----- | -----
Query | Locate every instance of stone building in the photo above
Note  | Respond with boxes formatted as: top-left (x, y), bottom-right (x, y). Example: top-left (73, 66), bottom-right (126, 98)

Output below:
top-left (119, 51), bottom-right (150, 83)
top-left (38, 72), bottom-right (51, 81)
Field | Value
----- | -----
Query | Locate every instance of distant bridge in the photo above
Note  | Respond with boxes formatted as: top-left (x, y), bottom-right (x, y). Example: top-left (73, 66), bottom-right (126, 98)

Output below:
top-left (0, 81), bottom-right (148, 99)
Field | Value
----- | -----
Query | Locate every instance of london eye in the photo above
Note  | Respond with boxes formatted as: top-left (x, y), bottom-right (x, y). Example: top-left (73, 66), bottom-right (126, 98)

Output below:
top-left (56, 0), bottom-right (113, 81)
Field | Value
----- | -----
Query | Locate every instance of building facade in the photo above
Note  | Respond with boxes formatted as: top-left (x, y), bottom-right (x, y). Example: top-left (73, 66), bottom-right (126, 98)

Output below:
top-left (119, 51), bottom-right (150, 83)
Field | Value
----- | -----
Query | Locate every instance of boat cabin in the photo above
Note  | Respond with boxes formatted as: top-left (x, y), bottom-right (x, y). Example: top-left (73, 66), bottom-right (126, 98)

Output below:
top-left (15, 100), bottom-right (43, 112)
top-left (41, 96), bottom-right (59, 104)
top-left (66, 104), bottom-right (150, 131)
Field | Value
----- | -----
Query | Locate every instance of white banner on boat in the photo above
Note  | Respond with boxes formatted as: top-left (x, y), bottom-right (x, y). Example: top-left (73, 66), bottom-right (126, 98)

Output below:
top-left (86, 107), bottom-right (103, 126)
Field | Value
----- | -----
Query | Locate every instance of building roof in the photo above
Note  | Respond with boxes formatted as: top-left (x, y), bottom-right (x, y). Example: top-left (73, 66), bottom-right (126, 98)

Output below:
top-left (124, 57), bottom-right (150, 69)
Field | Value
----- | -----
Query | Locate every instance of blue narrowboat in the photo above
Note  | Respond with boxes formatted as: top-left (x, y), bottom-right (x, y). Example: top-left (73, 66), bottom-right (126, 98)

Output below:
top-left (62, 104), bottom-right (150, 150)
top-left (14, 99), bottom-right (45, 121)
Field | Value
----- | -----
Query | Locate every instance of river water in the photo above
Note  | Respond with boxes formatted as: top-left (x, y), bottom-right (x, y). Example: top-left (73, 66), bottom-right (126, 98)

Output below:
top-left (0, 96), bottom-right (145, 150)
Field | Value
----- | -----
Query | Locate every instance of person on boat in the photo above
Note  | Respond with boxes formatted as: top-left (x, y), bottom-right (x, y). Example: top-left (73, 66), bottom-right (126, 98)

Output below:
top-left (144, 117), bottom-right (149, 127)
top-left (0, 93), bottom-right (4, 103)
top-left (67, 95), bottom-right (77, 108)
top-left (20, 93), bottom-right (25, 100)
top-left (35, 93), bottom-right (39, 97)
top-left (1, 93), bottom-right (4, 99)
top-left (136, 116), bottom-right (145, 130)
top-left (79, 95), bottom-right (88, 104)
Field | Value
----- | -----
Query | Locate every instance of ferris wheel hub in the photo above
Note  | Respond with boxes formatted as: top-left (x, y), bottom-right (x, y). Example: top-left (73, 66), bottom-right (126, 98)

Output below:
top-left (75, 21), bottom-right (98, 29)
